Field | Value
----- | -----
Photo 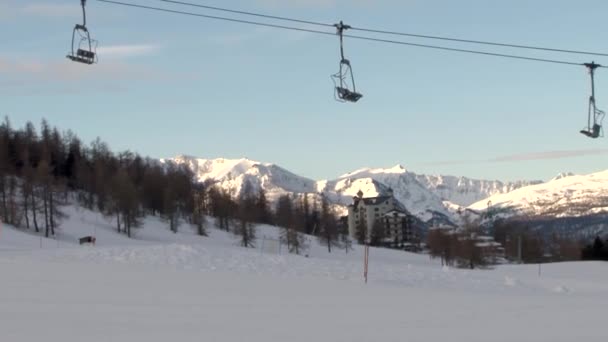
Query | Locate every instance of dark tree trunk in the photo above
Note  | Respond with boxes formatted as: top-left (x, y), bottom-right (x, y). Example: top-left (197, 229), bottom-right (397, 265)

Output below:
top-left (0, 183), bottom-right (7, 224)
top-left (116, 212), bottom-right (121, 233)
top-left (31, 194), bottom-right (39, 233)
top-left (23, 192), bottom-right (30, 229)
top-left (126, 214), bottom-right (131, 238)
top-left (43, 191), bottom-right (50, 238)
top-left (49, 190), bottom-right (55, 236)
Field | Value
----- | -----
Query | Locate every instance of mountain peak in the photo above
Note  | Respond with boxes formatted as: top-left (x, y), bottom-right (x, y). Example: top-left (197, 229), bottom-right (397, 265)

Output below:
top-left (339, 164), bottom-right (407, 179)
top-left (551, 172), bottom-right (575, 181)
top-left (389, 164), bottom-right (407, 173)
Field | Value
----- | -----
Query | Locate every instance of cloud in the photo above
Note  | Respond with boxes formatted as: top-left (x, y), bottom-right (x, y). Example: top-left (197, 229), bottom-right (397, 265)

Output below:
top-left (0, 57), bottom-right (179, 95)
top-left (426, 149), bottom-right (608, 166)
top-left (97, 44), bottom-right (162, 59)
top-left (489, 149), bottom-right (608, 162)
top-left (0, 59), bottom-right (147, 82)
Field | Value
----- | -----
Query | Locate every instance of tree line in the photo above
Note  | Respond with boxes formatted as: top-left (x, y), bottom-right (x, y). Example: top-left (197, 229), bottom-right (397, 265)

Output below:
top-left (0, 118), bottom-right (350, 254)
top-left (581, 236), bottom-right (608, 261)
top-left (427, 216), bottom-right (602, 269)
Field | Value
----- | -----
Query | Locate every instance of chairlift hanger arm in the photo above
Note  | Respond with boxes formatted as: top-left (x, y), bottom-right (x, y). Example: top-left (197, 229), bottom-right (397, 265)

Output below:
top-left (585, 62), bottom-right (602, 102)
top-left (81, 0), bottom-right (88, 27)
top-left (335, 21), bottom-right (351, 61)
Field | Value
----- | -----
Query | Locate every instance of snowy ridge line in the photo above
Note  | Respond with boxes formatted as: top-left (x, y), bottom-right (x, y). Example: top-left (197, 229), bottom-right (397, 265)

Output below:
top-left (469, 169), bottom-right (608, 218)
top-left (163, 156), bottom-right (542, 222)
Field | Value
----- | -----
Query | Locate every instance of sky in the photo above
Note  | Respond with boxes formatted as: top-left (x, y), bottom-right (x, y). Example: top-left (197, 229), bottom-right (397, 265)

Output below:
top-left (1, 0), bottom-right (608, 182)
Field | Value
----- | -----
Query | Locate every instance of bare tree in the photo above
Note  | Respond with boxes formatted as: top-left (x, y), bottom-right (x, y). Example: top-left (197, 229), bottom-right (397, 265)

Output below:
top-left (276, 194), bottom-right (308, 254)
top-left (236, 180), bottom-right (257, 248)
top-left (192, 183), bottom-right (207, 236)
top-left (317, 194), bottom-right (340, 253)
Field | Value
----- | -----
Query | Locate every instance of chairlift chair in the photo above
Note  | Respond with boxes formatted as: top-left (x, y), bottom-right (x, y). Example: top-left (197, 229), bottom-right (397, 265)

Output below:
top-left (331, 21), bottom-right (363, 103)
top-left (67, 0), bottom-right (97, 65)
top-left (580, 62), bottom-right (604, 138)
top-left (333, 58), bottom-right (363, 102)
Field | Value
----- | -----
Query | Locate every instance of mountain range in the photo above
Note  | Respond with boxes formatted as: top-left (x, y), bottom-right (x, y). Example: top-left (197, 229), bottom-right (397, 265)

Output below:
top-left (162, 155), bottom-right (559, 223)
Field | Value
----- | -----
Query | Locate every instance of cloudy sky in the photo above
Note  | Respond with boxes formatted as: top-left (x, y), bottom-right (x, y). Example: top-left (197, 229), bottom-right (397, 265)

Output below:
top-left (1, 0), bottom-right (607, 181)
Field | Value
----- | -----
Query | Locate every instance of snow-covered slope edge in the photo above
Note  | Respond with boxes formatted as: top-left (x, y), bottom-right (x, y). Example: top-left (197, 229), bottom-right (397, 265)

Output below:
top-left (470, 170), bottom-right (608, 218)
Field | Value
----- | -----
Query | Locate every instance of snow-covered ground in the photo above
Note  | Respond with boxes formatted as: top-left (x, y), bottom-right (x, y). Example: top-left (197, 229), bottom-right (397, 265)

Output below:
top-left (1, 205), bottom-right (607, 341)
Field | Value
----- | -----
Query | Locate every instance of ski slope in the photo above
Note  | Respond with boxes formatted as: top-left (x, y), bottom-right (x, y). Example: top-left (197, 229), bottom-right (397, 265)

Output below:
top-left (1, 205), bottom-right (607, 341)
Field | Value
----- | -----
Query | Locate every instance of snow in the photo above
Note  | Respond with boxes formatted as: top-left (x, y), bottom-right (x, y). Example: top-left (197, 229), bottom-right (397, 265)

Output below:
top-left (469, 169), bottom-right (608, 217)
top-left (2, 205), bottom-right (607, 341)
top-left (162, 155), bottom-right (318, 202)
top-left (415, 173), bottom-right (541, 207)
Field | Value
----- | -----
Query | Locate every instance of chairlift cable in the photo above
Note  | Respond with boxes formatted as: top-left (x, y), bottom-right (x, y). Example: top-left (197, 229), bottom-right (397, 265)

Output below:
top-left (157, 0), bottom-right (334, 28)
top-left (96, 1), bottom-right (337, 37)
top-left (349, 27), bottom-right (608, 58)
top-left (95, 0), bottom-right (606, 69)
top-left (344, 34), bottom-right (600, 67)
top-left (153, 0), bottom-right (608, 57)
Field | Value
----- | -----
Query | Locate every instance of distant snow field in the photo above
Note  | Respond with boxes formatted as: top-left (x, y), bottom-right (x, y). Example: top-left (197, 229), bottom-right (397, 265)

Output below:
top-left (1, 206), bottom-right (607, 341)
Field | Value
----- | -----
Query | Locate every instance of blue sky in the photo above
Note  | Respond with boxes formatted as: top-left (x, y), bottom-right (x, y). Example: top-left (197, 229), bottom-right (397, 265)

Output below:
top-left (1, 0), bottom-right (608, 182)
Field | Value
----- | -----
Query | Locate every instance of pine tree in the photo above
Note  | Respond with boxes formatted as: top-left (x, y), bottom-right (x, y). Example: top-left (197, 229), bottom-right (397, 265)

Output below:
top-left (275, 194), bottom-right (307, 254)
top-left (236, 180), bottom-right (257, 248)
top-left (255, 188), bottom-right (272, 224)
top-left (317, 194), bottom-right (340, 253)
top-left (370, 220), bottom-right (386, 247)
top-left (192, 183), bottom-right (207, 236)
top-left (0, 121), bottom-right (10, 223)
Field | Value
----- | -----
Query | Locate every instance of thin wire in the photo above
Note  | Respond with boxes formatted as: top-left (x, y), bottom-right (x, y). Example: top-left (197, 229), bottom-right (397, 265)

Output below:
top-left (96, 0), bottom-right (337, 36)
top-left (155, 0), bottom-right (608, 57)
top-left (95, 0), bottom-right (607, 69)
top-left (350, 27), bottom-right (608, 58)
top-left (157, 0), bottom-right (334, 28)
top-left (343, 34), bottom-right (590, 67)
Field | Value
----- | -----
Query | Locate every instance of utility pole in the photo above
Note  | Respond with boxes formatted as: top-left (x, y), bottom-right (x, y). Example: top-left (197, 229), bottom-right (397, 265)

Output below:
top-left (363, 243), bottom-right (370, 284)
top-left (518, 235), bottom-right (523, 263)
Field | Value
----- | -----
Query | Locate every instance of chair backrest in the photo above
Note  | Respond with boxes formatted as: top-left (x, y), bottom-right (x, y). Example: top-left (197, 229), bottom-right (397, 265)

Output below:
top-left (77, 49), bottom-right (95, 59)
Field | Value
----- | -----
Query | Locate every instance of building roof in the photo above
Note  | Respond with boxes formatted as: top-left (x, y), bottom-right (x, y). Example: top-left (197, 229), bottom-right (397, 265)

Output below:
top-left (352, 195), bottom-right (409, 214)
top-left (384, 209), bottom-right (408, 217)
top-left (361, 196), bottom-right (392, 206)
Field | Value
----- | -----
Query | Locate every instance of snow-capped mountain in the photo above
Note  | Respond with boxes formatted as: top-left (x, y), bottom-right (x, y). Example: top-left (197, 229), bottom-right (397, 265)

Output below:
top-left (161, 156), bottom-right (317, 203)
top-left (163, 156), bottom-right (538, 223)
top-left (415, 174), bottom-right (541, 206)
top-left (323, 165), bottom-right (452, 220)
top-left (469, 170), bottom-right (608, 218)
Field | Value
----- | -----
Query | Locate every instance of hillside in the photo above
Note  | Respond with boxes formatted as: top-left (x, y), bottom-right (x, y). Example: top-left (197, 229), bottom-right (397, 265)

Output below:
top-left (469, 170), bottom-right (608, 218)
top-left (1, 203), bottom-right (607, 341)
